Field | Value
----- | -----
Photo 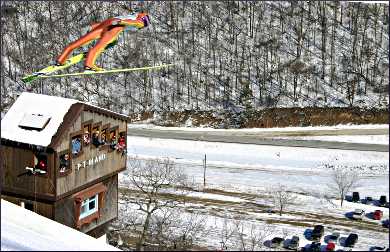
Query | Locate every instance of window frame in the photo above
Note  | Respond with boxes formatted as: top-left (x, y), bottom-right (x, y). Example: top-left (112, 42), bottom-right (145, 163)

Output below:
top-left (100, 123), bottom-right (110, 150)
top-left (108, 126), bottom-right (119, 153)
top-left (81, 120), bottom-right (93, 147)
top-left (70, 130), bottom-right (83, 158)
top-left (79, 194), bottom-right (99, 220)
top-left (91, 121), bottom-right (102, 149)
top-left (32, 152), bottom-right (49, 178)
top-left (73, 183), bottom-right (107, 229)
top-left (58, 149), bottom-right (72, 177)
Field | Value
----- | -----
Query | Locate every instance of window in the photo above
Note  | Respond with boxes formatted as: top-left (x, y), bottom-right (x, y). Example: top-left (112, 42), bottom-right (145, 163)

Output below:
top-left (101, 128), bottom-right (107, 144)
top-left (91, 123), bottom-right (102, 148)
top-left (116, 131), bottom-right (126, 153)
top-left (33, 153), bottom-right (48, 174)
top-left (108, 127), bottom-right (118, 151)
top-left (73, 183), bottom-right (107, 228)
top-left (58, 150), bottom-right (71, 176)
top-left (79, 194), bottom-right (98, 220)
top-left (81, 120), bottom-right (93, 147)
top-left (71, 135), bottom-right (82, 157)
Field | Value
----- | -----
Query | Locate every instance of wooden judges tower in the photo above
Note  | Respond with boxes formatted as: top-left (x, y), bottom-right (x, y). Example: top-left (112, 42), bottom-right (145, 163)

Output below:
top-left (1, 92), bottom-right (128, 238)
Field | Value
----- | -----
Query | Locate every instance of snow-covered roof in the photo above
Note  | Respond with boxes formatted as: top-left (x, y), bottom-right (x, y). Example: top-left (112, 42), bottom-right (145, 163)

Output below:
top-left (1, 92), bottom-right (128, 147)
top-left (1, 199), bottom-right (120, 251)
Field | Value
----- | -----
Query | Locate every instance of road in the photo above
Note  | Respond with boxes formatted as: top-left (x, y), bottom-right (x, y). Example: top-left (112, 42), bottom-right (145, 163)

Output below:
top-left (127, 127), bottom-right (389, 152)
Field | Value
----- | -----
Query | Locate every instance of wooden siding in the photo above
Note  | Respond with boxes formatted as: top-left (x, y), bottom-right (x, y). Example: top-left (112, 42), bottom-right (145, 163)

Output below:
top-left (54, 175), bottom-right (118, 234)
top-left (1, 146), bottom-right (55, 197)
top-left (55, 109), bottom-right (126, 196)
top-left (1, 195), bottom-right (54, 219)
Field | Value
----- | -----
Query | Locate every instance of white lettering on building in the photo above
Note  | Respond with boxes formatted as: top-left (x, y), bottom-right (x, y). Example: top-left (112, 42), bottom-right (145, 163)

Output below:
top-left (75, 153), bottom-right (107, 171)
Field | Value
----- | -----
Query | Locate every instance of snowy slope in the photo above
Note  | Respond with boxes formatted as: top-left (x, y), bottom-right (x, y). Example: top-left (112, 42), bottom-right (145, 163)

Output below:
top-left (1, 199), bottom-right (120, 251)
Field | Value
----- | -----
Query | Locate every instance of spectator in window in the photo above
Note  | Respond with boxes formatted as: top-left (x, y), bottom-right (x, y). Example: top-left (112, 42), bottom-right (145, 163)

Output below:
top-left (116, 135), bottom-right (126, 152)
top-left (59, 154), bottom-right (70, 173)
top-left (92, 131), bottom-right (102, 147)
top-left (72, 137), bottom-right (81, 155)
top-left (83, 130), bottom-right (90, 145)
top-left (110, 135), bottom-right (117, 150)
top-left (101, 132), bottom-right (107, 145)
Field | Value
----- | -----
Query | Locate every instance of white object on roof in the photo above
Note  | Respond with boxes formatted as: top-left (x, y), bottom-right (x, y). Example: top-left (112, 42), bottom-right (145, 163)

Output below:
top-left (1, 199), bottom-right (120, 251)
top-left (18, 113), bottom-right (52, 131)
top-left (1, 92), bottom-right (128, 147)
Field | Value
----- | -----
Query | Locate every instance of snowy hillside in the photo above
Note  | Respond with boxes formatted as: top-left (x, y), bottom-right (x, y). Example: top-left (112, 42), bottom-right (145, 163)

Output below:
top-left (1, 199), bottom-right (120, 251)
top-left (1, 1), bottom-right (389, 115)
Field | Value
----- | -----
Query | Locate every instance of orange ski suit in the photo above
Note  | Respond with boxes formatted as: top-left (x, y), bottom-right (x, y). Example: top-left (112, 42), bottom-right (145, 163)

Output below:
top-left (57, 12), bottom-right (149, 70)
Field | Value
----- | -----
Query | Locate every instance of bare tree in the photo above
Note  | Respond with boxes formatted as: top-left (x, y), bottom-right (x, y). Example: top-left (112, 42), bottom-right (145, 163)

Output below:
top-left (268, 184), bottom-right (297, 216)
top-left (233, 220), bottom-right (274, 251)
top-left (326, 164), bottom-right (360, 207)
top-left (127, 157), bottom-right (188, 250)
top-left (148, 209), bottom-right (208, 250)
top-left (219, 218), bottom-right (236, 251)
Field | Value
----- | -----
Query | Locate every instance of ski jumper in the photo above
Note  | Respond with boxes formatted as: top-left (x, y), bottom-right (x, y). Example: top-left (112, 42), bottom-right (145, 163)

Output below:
top-left (57, 12), bottom-right (150, 71)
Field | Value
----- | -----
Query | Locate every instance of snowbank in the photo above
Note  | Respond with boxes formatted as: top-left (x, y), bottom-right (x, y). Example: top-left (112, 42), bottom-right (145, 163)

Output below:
top-left (1, 199), bottom-right (120, 251)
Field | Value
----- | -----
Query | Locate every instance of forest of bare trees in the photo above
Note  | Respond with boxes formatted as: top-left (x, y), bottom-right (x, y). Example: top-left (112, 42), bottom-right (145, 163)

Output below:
top-left (1, 1), bottom-right (388, 116)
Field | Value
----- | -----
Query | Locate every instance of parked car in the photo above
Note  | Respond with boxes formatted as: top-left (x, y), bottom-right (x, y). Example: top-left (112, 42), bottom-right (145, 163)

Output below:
top-left (370, 246), bottom-right (387, 251)
top-left (328, 231), bottom-right (340, 243)
top-left (373, 210), bottom-right (383, 220)
top-left (326, 242), bottom-right (336, 251)
top-left (352, 192), bottom-right (360, 202)
top-left (312, 225), bottom-right (325, 241)
top-left (287, 235), bottom-right (300, 250)
top-left (306, 242), bottom-right (321, 252)
top-left (382, 219), bottom-right (389, 228)
top-left (270, 237), bottom-right (284, 248)
top-left (379, 196), bottom-right (387, 206)
top-left (345, 233), bottom-right (358, 247)
top-left (352, 209), bottom-right (365, 220)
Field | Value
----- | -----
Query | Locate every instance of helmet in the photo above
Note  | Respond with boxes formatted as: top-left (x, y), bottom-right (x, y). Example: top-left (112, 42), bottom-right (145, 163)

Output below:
top-left (137, 12), bottom-right (150, 27)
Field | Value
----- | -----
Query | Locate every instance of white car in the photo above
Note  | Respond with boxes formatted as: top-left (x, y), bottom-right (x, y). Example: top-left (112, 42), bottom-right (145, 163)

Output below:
top-left (352, 209), bottom-right (365, 220)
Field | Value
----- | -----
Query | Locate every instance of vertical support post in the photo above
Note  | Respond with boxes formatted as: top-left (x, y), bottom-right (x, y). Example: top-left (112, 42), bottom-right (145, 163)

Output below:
top-left (203, 154), bottom-right (207, 188)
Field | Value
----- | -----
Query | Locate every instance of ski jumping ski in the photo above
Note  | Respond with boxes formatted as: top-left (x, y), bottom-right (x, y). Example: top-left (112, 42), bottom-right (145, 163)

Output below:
top-left (23, 64), bottom-right (174, 82)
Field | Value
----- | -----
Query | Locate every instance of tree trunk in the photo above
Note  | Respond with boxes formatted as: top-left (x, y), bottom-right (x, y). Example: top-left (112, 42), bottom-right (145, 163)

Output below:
top-left (137, 211), bottom-right (152, 251)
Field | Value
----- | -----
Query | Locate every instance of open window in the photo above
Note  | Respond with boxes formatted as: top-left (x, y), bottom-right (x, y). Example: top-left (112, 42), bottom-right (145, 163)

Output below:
top-left (58, 150), bottom-right (71, 176)
top-left (91, 122), bottom-right (102, 148)
top-left (32, 152), bottom-right (48, 176)
top-left (108, 126), bottom-right (118, 152)
top-left (116, 131), bottom-right (126, 153)
top-left (81, 120), bottom-right (93, 147)
top-left (70, 131), bottom-right (83, 158)
top-left (74, 183), bottom-right (107, 229)
top-left (99, 124), bottom-right (110, 150)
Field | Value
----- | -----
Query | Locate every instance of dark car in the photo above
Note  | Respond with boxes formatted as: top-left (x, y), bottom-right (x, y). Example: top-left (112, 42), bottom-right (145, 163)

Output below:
top-left (288, 235), bottom-right (300, 250)
top-left (306, 242), bottom-right (321, 252)
top-left (328, 231), bottom-right (340, 243)
top-left (345, 233), bottom-right (358, 247)
top-left (379, 196), bottom-right (387, 206)
top-left (312, 225), bottom-right (325, 241)
top-left (370, 246), bottom-right (387, 251)
top-left (352, 192), bottom-right (360, 202)
top-left (270, 237), bottom-right (284, 248)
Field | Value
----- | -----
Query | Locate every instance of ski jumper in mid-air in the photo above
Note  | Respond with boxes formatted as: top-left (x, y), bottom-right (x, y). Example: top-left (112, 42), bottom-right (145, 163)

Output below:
top-left (56, 12), bottom-right (150, 72)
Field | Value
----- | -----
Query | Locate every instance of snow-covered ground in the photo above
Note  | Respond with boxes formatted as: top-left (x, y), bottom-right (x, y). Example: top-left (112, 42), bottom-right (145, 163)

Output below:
top-left (119, 125), bottom-right (389, 251)
top-left (1, 199), bottom-right (120, 251)
top-left (129, 123), bottom-right (389, 132)
top-left (273, 135), bottom-right (389, 145)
